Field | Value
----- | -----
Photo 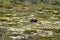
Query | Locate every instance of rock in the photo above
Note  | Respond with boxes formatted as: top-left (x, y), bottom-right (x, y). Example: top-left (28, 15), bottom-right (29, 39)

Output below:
top-left (25, 0), bottom-right (37, 4)
top-left (16, 36), bottom-right (25, 40)
top-left (37, 30), bottom-right (53, 36)
top-left (50, 16), bottom-right (58, 20)
top-left (37, 10), bottom-right (44, 14)
top-left (9, 36), bottom-right (17, 40)
top-left (54, 21), bottom-right (60, 27)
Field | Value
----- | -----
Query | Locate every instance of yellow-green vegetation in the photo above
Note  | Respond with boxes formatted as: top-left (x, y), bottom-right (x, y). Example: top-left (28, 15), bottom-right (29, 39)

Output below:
top-left (0, 0), bottom-right (60, 40)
